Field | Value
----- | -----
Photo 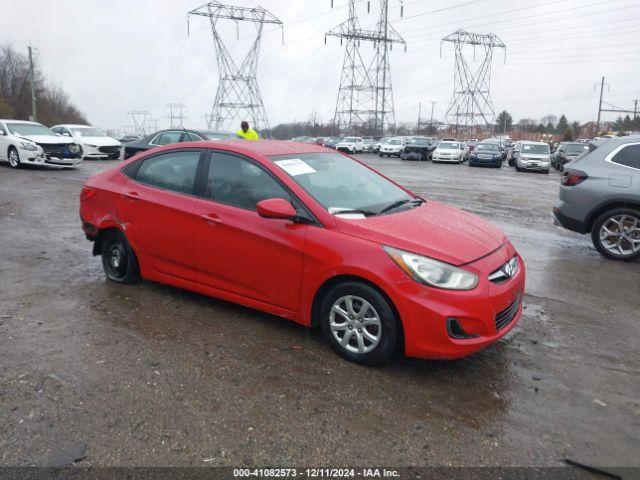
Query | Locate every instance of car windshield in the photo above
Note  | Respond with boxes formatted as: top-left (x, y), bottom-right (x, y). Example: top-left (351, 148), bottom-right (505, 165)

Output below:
top-left (387, 139), bottom-right (402, 145)
top-left (438, 142), bottom-right (458, 149)
top-left (269, 152), bottom-right (413, 215)
top-left (409, 138), bottom-right (429, 145)
top-left (565, 143), bottom-right (589, 155)
top-left (71, 127), bottom-right (106, 137)
top-left (521, 144), bottom-right (550, 154)
top-left (344, 137), bottom-right (358, 142)
top-left (202, 131), bottom-right (236, 140)
top-left (476, 143), bottom-right (499, 151)
top-left (7, 122), bottom-right (54, 136)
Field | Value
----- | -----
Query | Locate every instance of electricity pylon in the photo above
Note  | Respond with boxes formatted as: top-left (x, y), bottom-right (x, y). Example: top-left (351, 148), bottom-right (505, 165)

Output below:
top-left (441, 30), bottom-right (506, 137)
top-left (188, 2), bottom-right (283, 134)
top-left (327, 0), bottom-right (406, 137)
top-left (167, 102), bottom-right (188, 128)
top-left (128, 110), bottom-right (153, 136)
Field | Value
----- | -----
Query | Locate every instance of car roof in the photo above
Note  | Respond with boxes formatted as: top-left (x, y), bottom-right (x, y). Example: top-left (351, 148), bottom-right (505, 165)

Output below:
top-left (0, 119), bottom-right (41, 124)
top-left (520, 141), bottom-right (548, 145)
top-left (53, 124), bottom-right (92, 128)
top-left (205, 139), bottom-right (328, 156)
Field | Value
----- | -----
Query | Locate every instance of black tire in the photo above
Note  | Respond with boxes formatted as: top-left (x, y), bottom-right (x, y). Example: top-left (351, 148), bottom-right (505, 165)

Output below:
top-left (101, 230), bottom-right (141, 283)
top-left (591, 208), bottom-right (640, 261)
top-left (319, 281), bottom-right (399, 365)
top-left (7, 147), bottom-right (21, 169)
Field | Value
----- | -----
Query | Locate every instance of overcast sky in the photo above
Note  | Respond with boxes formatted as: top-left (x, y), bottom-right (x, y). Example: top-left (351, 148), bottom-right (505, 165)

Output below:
top-left (4, 0), bottom-right (640, 132)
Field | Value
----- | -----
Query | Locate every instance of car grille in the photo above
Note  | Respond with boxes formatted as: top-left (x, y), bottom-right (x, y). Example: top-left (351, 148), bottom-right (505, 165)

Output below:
top-left (495, 294), bottom-right (521, 331)
top-left (39, 143), bottom-right (81, 159)
top-left (98, 146), bottom-right (120, 154)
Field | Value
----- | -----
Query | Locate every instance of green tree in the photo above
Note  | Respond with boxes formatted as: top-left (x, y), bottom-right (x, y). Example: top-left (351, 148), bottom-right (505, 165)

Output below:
top-left (613, 115), bottom-right (624, 131)
top-left (535, 123), bottom-right (546, 133)
top-left (495, 110), bottom-right (513, 133)
top-left (563, 128), bottom-right (573, 141)
top-left (571, 121), bottom-right (581, 138)
top-left (556, 114), bottom-right (569, 134)
top-left (545, 122), bottom-right (555, 133)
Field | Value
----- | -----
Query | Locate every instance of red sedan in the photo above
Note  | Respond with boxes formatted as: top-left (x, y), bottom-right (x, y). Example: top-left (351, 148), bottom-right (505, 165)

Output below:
top-left (80, 140), bottom-right (525, 365)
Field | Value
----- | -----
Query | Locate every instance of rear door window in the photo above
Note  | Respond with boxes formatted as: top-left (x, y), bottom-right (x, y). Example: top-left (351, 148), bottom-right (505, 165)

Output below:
top-left (611, 144), bottom-right (640, 170)
top-left (134, 150), bottom-right (201, 194)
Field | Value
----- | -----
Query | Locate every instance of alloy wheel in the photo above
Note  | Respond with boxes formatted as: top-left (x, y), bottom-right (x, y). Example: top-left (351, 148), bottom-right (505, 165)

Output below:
top-left (8, 149), bottom-right (19, 168)
top-left (599, 214), bottom-right (640, 257)
top-left (329, 295), bottom-right (382, 354)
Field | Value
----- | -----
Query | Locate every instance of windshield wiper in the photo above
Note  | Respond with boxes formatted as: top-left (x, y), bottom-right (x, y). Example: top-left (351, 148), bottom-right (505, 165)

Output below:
top-left (378, 198), bottom-right (424, 215)
top-left (329, 207), bottom-right (377, 217)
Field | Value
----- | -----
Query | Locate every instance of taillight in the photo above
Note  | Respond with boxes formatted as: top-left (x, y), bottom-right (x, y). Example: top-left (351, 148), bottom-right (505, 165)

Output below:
top-left (80, 186), bottom-right (98, 202)
top-left (561, 169), bottom-right (588, 186)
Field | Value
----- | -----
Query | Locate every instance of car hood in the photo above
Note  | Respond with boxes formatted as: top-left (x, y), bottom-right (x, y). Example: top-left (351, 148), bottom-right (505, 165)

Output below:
top-left (77, 136), bottom-right (120, 147)
top-left (334, 200), bottom-right (506, 266)
top-left (18, 134), bottom-right (75, 145)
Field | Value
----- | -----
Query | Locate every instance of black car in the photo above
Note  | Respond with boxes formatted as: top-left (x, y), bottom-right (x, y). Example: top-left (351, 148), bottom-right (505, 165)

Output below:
top-left (400, 137), bottom-right (437, 161)
top-left (554, 142), bottom-right (590, 171)
top-left (123, 129), bottom-right (235, 160)
top-left (468, 142), bottom-right (502, 168)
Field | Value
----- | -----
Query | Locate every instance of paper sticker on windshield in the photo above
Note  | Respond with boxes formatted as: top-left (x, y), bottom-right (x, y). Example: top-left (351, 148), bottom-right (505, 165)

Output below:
top-left (275, 158), bottom-right (316, 176)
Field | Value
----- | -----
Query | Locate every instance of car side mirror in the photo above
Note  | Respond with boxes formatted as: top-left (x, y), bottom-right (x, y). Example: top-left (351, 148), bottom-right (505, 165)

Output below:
top-left (256, 198), bottom-right (297, 220)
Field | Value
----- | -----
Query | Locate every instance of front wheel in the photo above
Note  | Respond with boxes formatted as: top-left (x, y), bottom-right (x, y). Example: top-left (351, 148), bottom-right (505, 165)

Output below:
top-left (101, 230), bottom-right (141, 283)
top-left (7, 147), bottom-right (21, 169)
top-left (320, 282), bottom-right (399, 365)
top-left (591, 209), bottom-right (640, 261)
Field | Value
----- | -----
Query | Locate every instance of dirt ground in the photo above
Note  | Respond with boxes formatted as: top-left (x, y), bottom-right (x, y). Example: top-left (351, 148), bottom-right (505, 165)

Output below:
top-left (0, 154), bottom-right (638, 471)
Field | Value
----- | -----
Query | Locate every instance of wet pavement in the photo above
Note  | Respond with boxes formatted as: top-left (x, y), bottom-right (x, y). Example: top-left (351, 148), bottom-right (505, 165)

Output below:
top-left (0, 156), bottom-right (638, 469)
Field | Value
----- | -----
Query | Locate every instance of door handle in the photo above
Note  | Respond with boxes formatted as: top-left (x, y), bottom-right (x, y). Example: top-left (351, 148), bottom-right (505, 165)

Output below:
top-left (200, 212), bottom-right (222, 226)
top-left (125, 191), bottom-right (140, 202)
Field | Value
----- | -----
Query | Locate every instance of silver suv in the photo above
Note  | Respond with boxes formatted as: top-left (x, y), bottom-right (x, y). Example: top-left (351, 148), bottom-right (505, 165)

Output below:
top-left (553, 135), bottom-right (640, 261)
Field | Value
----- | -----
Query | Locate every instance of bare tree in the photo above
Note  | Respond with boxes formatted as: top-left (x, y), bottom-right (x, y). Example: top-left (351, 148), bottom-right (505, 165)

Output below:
top-left (0, 44), bottom-right (87, 125)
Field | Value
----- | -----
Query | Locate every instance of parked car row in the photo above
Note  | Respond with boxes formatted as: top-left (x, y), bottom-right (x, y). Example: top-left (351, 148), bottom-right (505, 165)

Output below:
top-left (0, 119), bottom-right (125, 169)
top-left (0, 119), bottom-right (85, 169)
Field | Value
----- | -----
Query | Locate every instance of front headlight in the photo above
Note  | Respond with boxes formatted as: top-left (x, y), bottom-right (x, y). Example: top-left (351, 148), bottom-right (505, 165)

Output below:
top-left (384, 246), bottom-right (478, 290)
top-left (68, 143), bottom-right (81, 153)
top-left (20, 141), bottom-right (38, 151)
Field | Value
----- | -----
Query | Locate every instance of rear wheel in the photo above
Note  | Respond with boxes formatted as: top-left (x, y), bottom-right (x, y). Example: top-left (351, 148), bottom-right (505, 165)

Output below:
top-left (101, 230), bottom-right (141, 283)
top-left (7, 147), bottom-right (20, 169)
top-left (320, 282), bottom-right (399, 365)
top-left (591, 208), bottom-right (640, 261)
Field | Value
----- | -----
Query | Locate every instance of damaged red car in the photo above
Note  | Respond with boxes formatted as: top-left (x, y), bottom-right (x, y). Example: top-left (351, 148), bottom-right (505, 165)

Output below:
top-left (80, 140), bottom-right (525, 365)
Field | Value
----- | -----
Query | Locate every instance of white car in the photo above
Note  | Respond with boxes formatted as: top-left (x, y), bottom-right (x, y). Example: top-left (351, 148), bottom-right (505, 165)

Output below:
top-left (379, 137), bottom-right (405, 157)
top-left (514, 141), bottom-right (551, 173)
top-left (336, 136), bottom-right (365, 154)
top-left (432, 141), bottom-right (465, 163)
top-left (51, 124), bottom-right (121, 160)
top-left (0, 119), bottom-right (83, 169)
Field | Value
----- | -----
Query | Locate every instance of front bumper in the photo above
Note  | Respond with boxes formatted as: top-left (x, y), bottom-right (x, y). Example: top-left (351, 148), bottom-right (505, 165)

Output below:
top-left (518, 160), bottom-right (550, 171)
top-left (83, 144), bottom-right (121, 159)
top-left (433, 154), bottom-right (461, 162)
top-left (469, 156), bottom-right (501, 166)
top-left (20, 150), bottom-right (83, 168)
top-left (388, 244), bottom-right (525, 359)
top-left (380, 148), bottom-right (402, 155)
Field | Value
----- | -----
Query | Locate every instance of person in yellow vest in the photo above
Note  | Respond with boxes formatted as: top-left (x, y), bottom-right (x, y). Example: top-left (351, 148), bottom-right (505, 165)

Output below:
top-left (236, 121), bottom-right (260, 141)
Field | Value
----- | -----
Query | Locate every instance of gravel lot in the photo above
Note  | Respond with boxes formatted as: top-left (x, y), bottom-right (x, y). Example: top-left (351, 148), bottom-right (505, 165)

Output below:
top-left (0, 154), bottom-right (638, 470)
